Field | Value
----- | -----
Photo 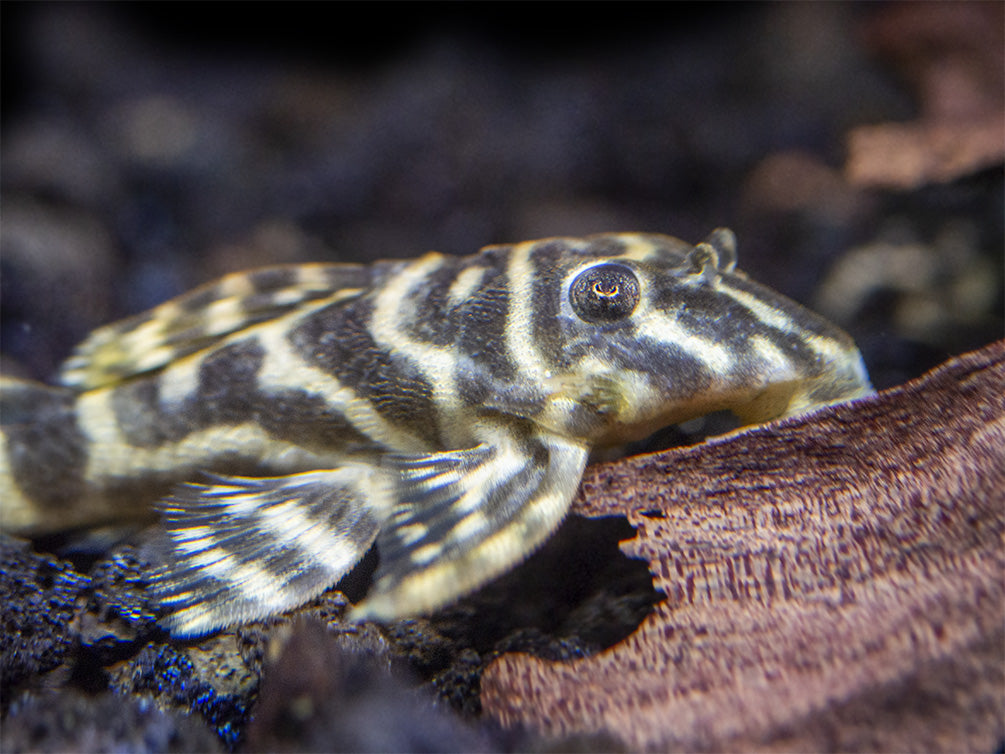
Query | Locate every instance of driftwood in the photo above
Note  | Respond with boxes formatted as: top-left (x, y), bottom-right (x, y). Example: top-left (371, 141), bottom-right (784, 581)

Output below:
top-left (846, 2), bottom-right (1005, 189)
top-left (482, 340), bottom-right (1005, 752)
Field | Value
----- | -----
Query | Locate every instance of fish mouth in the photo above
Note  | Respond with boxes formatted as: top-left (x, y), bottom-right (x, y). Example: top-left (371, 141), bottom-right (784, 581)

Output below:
top-left (774, 349), bottom-right (874, 420)
top-left (619, 348), bottom-right (873, 446)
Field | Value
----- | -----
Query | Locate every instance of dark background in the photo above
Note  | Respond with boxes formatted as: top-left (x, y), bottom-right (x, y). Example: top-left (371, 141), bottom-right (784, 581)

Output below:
top-left (3, 3), bottom-right (1002, 392)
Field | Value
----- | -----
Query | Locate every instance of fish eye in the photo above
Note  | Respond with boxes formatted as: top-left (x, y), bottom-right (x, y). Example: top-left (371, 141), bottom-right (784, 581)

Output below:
top-left (570, 264), bottom-right (640, 323)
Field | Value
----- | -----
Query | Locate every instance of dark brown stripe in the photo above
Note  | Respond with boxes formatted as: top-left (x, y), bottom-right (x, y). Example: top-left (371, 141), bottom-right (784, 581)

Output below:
top-left (255, 388), bottom-right (375, 452)
top-left (581, 235), bottom-right (629, 259)
top-left (653, 277), bottom-right (823, 373)
top-left (404, 258), bottom-right (462, 346)
top-left (455, 260), bottom-right (516, 380)
top-left (112, 337), bottom-right (373, 452)
top-left (3, 383), bottom-right (89, 511)
top-left (175, 281), bottom-right (230, 315)
top-left (113, 378), bottom-right (186, 446)
top-left (529, 241), bottom-right (572, 372)
top-left (112, 340), bottom-right (263, 446)
top-left (477, 436), bottom-right (547, 523)
top-left (726, 275), bottom-right (857, 353)
top-left (289, 297), bottom-right (442, 446)
top-left (195, 339), bottom-right (265, 420)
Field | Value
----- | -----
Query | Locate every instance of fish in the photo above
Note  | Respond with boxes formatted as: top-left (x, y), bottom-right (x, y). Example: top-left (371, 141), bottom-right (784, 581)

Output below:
top-left (0, 229), bottom-right (872, 636)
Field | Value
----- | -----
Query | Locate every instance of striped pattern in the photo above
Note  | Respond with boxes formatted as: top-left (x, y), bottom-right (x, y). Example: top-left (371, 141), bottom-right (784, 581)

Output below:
top-left (0, 229), bottom-right (872, 635)
top-left (356, 428), bottom-right (589, 621)
top-left (155, 467), bottom-right (387, 636)
top-left (58, 263), bottom-right (394, 391)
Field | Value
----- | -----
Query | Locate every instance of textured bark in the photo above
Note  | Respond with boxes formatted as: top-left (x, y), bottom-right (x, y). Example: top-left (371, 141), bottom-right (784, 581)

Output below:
top-left (482, 340), bottom-right (1005, 752)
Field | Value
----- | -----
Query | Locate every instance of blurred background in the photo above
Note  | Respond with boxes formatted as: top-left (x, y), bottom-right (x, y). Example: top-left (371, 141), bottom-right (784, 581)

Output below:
top-left (3, 2), bottom-right (1002, 391)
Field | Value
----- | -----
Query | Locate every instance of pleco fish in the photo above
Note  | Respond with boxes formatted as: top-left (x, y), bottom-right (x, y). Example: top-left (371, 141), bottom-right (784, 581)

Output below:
top-left (0, 230), bottom-right (871, 636)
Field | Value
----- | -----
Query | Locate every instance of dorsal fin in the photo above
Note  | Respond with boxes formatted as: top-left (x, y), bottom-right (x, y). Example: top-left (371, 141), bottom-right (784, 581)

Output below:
top-left (58, 263), bottom-right (376, 391)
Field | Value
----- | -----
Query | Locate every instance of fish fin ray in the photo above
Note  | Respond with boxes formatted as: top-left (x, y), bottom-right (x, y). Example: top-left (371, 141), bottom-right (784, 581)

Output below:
top-left (154, 467), bottom-right (388, 637)
top-left (353, 431), bottom-right (589, 621)
top-left (58, 263), bottom-right (375, 390)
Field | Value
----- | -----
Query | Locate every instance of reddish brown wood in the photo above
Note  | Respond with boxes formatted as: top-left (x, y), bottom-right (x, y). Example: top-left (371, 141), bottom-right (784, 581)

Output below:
top-left (483, 340), bottom-right (1005, 752)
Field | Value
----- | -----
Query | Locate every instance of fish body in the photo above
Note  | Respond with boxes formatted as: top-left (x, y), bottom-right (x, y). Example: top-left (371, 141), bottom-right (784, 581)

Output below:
top-left (0, 230), bottom-right (871, 635)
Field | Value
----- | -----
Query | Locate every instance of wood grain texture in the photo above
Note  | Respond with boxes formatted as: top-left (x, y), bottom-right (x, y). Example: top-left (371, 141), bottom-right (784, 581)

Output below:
top-left (482, 340), bottom-right (1005, 752)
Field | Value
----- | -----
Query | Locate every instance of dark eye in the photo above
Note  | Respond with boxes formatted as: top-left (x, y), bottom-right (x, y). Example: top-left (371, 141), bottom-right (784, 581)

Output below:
top-left (570, 264), bottom-right (640, 323)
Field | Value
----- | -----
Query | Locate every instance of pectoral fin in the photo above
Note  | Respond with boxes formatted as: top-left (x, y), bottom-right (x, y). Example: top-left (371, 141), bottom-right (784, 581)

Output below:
top-left (155, 429), bottom-right (589, 636)
top-left (353, 431), bottom-right (589, 621)
top-left (155, 466), bottom-right (389, 637)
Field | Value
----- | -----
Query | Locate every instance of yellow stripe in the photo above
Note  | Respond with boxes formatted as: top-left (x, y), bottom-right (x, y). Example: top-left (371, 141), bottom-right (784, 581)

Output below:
top-left (446, 264), bottom-right (489, 310)
top-left (254, 320), bottom-right (429, 453)
top-left (77, 388), bottom-right (341, 485)
top-left (369, 253), bottom-right (471, 447)
top-left (505, 242), bottom-right (551, 380)
top-left (634, 307), bottom-right (734, 374)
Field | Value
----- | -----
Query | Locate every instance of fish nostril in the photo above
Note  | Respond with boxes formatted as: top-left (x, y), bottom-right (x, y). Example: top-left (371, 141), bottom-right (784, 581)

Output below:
top-left (686, 245), bottom-right (718, 277)
top-left (702, 227), bottom-right (738, 272)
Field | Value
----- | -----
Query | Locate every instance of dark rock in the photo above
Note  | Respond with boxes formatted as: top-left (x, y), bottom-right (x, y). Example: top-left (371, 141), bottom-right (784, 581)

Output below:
top-left (244, 619), bottom-right (492, 753)
top-left (73, 542), bottom-right (162, 650)
top-left (1, 689), bottom-right (222, 754)
top-left (108, 637), bottom-right (259, 750)
top-left (0, 535), bottom-right (89, 696)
